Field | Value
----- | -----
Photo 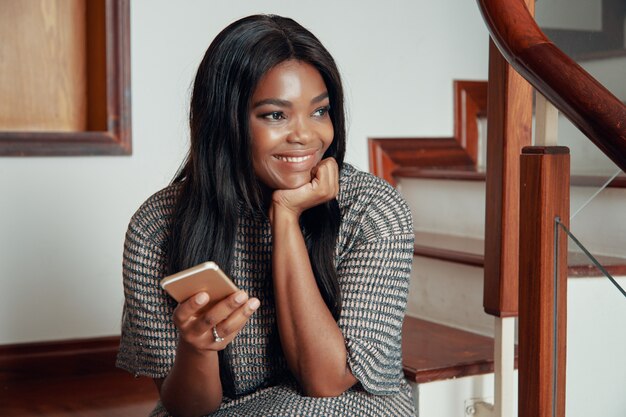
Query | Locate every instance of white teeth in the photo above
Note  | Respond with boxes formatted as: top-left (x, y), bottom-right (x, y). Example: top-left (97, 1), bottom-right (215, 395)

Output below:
top-left (275, 155), bottom-right (311, 163)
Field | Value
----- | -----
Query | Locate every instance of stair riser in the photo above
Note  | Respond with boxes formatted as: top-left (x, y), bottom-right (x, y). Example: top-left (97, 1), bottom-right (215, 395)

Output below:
top-left (398, 178), bottom-right (486, 238)
top-left (408, 256), bottom-right (493, 337)
top-left (399, 177), bottom-right (626, 256)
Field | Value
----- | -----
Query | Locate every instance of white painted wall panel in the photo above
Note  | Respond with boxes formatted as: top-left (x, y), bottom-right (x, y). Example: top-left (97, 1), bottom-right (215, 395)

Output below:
top-left (408, 257), bottom-right (493, 337)
top-left (398, 179), bottom-right (486, 238)
top-left (0, 0), bottom-right (490, 344)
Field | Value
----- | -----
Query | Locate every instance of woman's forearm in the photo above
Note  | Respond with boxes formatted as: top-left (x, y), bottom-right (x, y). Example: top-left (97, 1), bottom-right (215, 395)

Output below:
top-left (271, 206), bottom-right (357, 397)
top-left (157, 340), bottom-right (223, 417)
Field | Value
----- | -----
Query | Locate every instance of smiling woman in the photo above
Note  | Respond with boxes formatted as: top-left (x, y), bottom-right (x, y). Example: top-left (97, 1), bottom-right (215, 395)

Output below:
top-left (116, 14), bottom-right (416, 417)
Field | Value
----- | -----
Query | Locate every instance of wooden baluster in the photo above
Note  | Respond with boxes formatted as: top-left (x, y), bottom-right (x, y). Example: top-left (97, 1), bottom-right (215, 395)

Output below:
top-left (483, 41), bottom-right (534, 318)
top-left (483, 34), bottom-right (533, 417)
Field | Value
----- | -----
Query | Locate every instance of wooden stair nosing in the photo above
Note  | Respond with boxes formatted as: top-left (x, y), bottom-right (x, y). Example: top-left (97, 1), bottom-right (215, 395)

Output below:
top-left (0, 325), bottom-right (511, 386)
top-left (402, 316), bottom-right (517, 384)
top-left (395, 166), bottom-right (486, 182)
top-left (395, 166), bottom-right (626, 188)
top-left (0, 336), bottom-right (120, 382)
top-left (413, 243), bottom-right (483, 267)
top-left (0, 321), bottom-right (504, 388)
top-left (413, 231), bottom-right (626, 277)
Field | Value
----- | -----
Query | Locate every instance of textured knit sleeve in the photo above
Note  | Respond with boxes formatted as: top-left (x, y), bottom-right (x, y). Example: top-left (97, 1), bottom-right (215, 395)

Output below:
top-left (336, 171), bottom-right (414, 395)
top-left (116, 190), bottom-right (179, 378)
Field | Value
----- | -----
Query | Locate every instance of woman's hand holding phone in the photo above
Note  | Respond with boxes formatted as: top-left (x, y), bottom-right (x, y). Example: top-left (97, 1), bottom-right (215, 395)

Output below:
top-left (161, 263), bottom-right (260, 352)
top-left (173, 290), bottom-right (260, 352)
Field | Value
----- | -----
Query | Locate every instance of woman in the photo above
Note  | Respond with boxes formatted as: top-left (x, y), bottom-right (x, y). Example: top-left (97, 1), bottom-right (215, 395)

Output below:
top-left (117, 14), bottom-right (416, 416)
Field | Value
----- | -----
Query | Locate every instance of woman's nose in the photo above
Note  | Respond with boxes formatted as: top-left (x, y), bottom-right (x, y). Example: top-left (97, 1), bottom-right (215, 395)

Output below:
top-left (287, 116), bottom-right (314, 144)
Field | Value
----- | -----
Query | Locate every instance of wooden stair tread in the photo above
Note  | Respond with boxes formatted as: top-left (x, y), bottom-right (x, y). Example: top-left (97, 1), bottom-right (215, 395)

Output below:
top-left (414, 230), bottom-right (626, 276)
top-left (395, 166), bottom-right (486, 181)
top-left (395, 166), bottom-right (626, 187)
top-left (413, 231), bottom-right (483, 267)
top-left (402, 316), bottom-right (513, 383)
top-left (1, 370), bottom-right (157, 416)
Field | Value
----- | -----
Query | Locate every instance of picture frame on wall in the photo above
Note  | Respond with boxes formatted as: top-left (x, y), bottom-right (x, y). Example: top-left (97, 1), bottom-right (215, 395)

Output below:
top-left (0, 0), bottom-right (131, 156)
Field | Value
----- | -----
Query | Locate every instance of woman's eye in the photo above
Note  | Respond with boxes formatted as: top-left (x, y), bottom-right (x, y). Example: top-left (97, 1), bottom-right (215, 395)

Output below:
top-left (313, 106), bottom-right (330, 117)
top-left (262, 111), bottom-right (285, 121)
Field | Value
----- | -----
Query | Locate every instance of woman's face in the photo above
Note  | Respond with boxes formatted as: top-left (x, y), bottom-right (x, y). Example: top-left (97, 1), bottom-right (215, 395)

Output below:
top-left (249, 60), bottom-right (334, 190)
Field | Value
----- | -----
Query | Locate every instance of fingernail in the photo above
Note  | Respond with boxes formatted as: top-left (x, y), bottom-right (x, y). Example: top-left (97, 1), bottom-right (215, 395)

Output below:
top-left (235, 291), bottom-right (247, 304)
top-left (248, 299), bottom-right (260, 310)
top-left (196, 293), bottom-right (209, 305)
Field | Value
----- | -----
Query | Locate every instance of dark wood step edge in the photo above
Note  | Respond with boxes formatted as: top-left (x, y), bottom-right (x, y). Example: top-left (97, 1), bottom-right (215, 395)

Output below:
top-left (0, 336), bottom-right (120, 382)
top-left (395, 166), bottom-right (626, 188)
top-left (414, 232), bottom-right (626, 277)
top-left (402, 316), bottom-right (518, 384)
top-left (414, 242), bottom-right (484, 267)
top-left (1, 318), bottom-right (510, 386)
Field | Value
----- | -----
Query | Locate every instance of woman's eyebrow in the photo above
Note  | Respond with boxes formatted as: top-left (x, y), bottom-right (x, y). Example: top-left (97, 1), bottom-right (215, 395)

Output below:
top-left (311, 92), bottom-right (329, 104)
top-left (252, 92), bottom-right (329, 109)
top-left (252, 98), bottom-right (291, 109)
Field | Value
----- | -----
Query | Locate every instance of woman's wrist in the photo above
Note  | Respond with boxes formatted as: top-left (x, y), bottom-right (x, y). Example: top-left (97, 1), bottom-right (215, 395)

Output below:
top-left (269, 201), bottom-right (302, 225)
top-left (177, 337), bottom-right (217, 359)
top-left (162, 339), bottom-right (222, 416)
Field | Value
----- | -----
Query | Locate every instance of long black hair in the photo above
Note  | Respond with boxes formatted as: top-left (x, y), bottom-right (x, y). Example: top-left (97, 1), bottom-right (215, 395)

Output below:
top-left (168, 15), bottom-right (346, 322)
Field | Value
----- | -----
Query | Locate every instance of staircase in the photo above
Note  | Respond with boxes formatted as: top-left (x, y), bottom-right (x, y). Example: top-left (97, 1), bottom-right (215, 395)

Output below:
top-left (374, 74), bottom-right (626, 415)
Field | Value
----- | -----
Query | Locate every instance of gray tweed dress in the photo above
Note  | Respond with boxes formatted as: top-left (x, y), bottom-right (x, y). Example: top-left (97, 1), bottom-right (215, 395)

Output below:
top-left (117, 163), bottom-right (416, 416)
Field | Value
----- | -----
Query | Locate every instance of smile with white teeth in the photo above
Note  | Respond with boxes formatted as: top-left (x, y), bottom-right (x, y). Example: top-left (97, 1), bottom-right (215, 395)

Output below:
top-left (274, 154), bottom-right (312, 163)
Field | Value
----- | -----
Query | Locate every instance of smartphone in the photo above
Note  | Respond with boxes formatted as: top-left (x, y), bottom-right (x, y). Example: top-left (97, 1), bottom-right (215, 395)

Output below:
top-left (160, 261), bottom-right (239, 310)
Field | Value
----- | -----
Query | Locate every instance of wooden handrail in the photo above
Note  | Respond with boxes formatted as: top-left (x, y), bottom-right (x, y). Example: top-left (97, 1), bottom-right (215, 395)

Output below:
top-left (477, 0), bottom-right (626, 173)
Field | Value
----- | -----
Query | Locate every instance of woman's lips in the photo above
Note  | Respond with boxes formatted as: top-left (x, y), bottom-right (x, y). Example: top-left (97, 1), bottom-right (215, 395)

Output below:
top-left (272, 151), bottom-right (319, 171)
top-left (273, 154), bottom-right (313, 163)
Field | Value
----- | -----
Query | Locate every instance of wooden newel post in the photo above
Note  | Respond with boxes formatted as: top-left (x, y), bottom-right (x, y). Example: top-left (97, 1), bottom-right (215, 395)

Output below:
top-left (519, 146), bottom-right (569, 417)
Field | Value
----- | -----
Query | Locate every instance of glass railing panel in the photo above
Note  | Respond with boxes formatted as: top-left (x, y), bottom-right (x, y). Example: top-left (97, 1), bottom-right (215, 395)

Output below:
top-left (557, 120), bottom-right (625, 417)
top-left (558, 222), bottom-right (626, 417)
top-left (567, 150), bottom-right (624, 261)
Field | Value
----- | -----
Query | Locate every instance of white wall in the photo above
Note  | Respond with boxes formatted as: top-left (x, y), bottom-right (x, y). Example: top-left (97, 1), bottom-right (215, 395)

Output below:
top-left (0, 0), bottom-right (490, 344)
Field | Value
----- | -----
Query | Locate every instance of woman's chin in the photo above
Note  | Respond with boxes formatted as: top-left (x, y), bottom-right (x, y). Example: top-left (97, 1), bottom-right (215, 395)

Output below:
top-left (258, 171), bottom-right (313, 191)
top-left (276, 173), bottom-right (312, 190)
top-left (282, 179), bottom-right (311, 190)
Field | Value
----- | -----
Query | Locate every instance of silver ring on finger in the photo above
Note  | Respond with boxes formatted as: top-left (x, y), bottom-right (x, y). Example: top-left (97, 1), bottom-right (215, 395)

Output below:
top-left (212, 326), bottom-right (224, 343)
